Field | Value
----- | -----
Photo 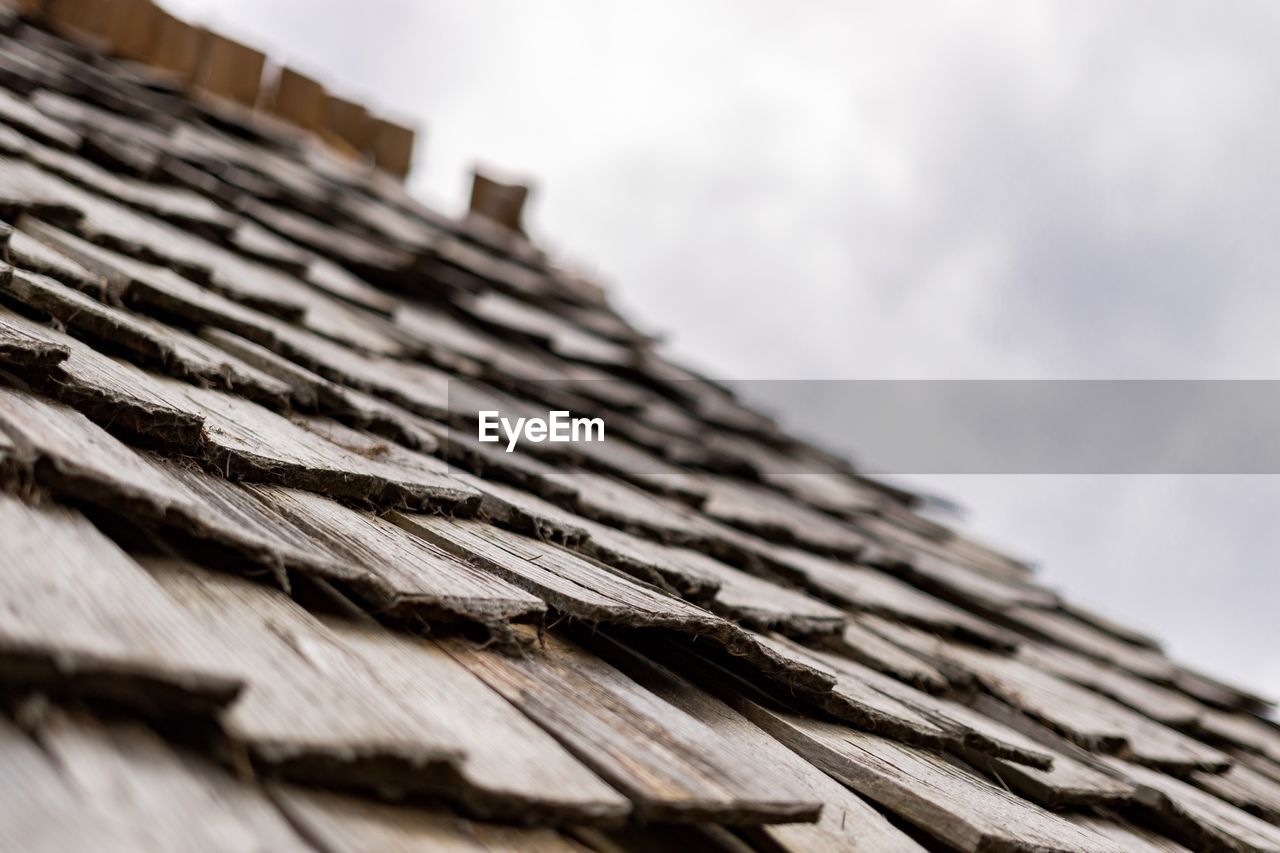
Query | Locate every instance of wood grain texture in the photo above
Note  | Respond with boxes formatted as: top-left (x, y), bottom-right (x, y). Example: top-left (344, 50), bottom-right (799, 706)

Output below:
top-left (583, 633), bottom-right (926, 852)
top-left (330, 624), bottom-right (630, 824)
top-left (963, 695), bottom-right (1139, 810)
top-left (740, 702), bottom-right (1126, 852)
top-left (249, 485), bottom-right (545, 625)
top-left (0, 494), bottom-right (242, 713)
top-left (140, 557), bottom-right (465, 791)
top-left (151, 377), bottom-right (477, 510)
top-left (0, 305), bottom-right (207, 445)
top-left (0, 716), bottom-right (136, 853)
top-left (36, 711), bottom-right (311, 852)
top-left (937, 644), bottom-right (1232, 772)
top-left (1100, 756), bottom-right (1280, 852)
top-left (443, 627), bottom-right (821, 825)
top-left (395, 513), bottom-right (730, 633)
top-left (0, 297), bottom-right (69, 368)
top-left (1, 265), bottom-right (291, 405)
top-left (834, 616), bottom-right (950, 693)
top-left (0, 384), bottom-right (202, 518)
top-left (1003, 605), bottom-right (1176, 683)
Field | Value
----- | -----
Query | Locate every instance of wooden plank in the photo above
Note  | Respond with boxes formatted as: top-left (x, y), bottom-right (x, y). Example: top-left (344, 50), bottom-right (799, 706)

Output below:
top-left (0, 716), bottom-right (135, 853)
top-left (140, 556), bottom-right (465, 792)
top-left (1018, 642), bottom-right (1204, 728)
top-left (754, 540), bottom-right (1021, 649)
top-left (192, 30), bottom-right (264, 108)
top-left (1003, 605), bottom-right (1177, 683)
top-left (0, 85), bottom-right (80, 149)
top-left (1100, 755), bottom-right (1280, 852)
top-left (1066, 816), bottom-right (1191, 853)
top-left (136, 453), bottom-right (399, 602)
top-left (964, 695), bottom-right (1139, 810)
top-left (250, 312), bottom-right (452, 414)
top-left (581, 632), bottom-right (926, 852)
top-left (19, 217), bottom-right (280, 342)
top-left (35, 710), bottom-right (310, 851)
top-left (700, 475), bottom-right (875, 558)
top-left (393, 513), bottom-right (729, 634)
top-left (743, 633), bottom-right (952, 750)
top-left (443, 627), bottom-right (821, 825)
top-left (695, 557), bottom-right (847, 636)
top-left (5, 225), bottom-right (107, 296)
top-left (150, 376), bottom-right (478, 510)
top-left (274, 787), bottom-right (587, 852)
top-left (1, 266), bottom-right (292, 405)
top-left (1195, 709), bottom-right (1280, 764)
top-left (1193, 761), bottom-right (1280, 824)
top-left (198, 327), bottom-right (437, 450)
top-left (370, 117), bottom-right (415, 178)
top-left (248, 485), bottom-right (546, 625)
top-left (938, 644), bottom-right (1232, 772)
top-left (0, 494), bottom-right (242, 713)
top-left (739, 703), bottom-right (1125, 852)
top-left (1174, 665), bottom-right (1274, 715)
top-left (330, 623), bottom-right (629, 824)
top-left (0, 384), bottom-right (204, 518)
top-left (267, 66), bottom-right (326, 131)
top-left (0, 301), bottom-right (69, 368)
top-left (142, 8), bottom-right (201, 79)
top-left (247, 198), bottom-right (416, 273)
top-left (27, 138), bottom-right (238, 235)
top-left (834, 617), bottom-right (949, 693)
top-left (0, 151), bottom-right (85, 221)
top-left (0, 306), bottom-right (207, 444)
top-left (890, 549), bottom-right (1059, 612)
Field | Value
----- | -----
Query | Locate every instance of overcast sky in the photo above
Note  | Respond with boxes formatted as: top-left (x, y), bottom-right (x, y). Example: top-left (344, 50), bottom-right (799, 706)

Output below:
top-left (169, 0), bottom-right (1280, 702)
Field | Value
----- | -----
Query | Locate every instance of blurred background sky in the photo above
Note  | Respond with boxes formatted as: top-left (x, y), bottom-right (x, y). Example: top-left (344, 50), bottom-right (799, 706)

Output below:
top-left (167, 0), bottom-right (1280, 702)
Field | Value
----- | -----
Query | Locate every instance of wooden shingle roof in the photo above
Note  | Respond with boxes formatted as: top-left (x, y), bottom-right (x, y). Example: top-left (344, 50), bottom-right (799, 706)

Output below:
top-left (0, 6), bottom-right (1278, 852)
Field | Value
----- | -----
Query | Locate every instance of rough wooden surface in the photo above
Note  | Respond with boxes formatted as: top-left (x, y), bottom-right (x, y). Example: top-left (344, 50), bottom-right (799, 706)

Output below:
top-left (331, 623), bottom-right (630, 824)
top-left (835, 616), bottom-right (950, 692)
top-left (0, 384), bottom-right (200, 518)
top-left (741, 702), bottom-right (1126, 852)
top-left (36, 711), bottom-right (311, 852)
top-left (583, 633), bottom-right (926, 852)
top-left (396, 513), bottom-right (730, 633)
top-left (249, 485), bottom-right (546, 625)
top-left (444, 627), bottom-right (821, 825)
top-left (1, 265), bottom-right (292, 404)
top-left (939, 644), bottom-right (1232, 772)
top-left (141, 556), bottom-right (466, 792)
top-left (1102, 756), bottom-right (1280, 852)
top-left (0, 494), bottom-right (242, 713)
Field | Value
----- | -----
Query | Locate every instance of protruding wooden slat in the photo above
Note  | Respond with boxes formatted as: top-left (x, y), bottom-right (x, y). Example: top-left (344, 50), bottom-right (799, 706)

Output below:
top-left (326, 94), bottom-right (372, 152)
top-left (470, 169), bottom-right (530, 233)
top-left (144, 9), bottom-right (201, 80)
top-left (267, 66), bottom-right (326, 131)
top-left (370, 117), bottom-right (415, 178)
top-left (192, 30), bottom-right (264, 108)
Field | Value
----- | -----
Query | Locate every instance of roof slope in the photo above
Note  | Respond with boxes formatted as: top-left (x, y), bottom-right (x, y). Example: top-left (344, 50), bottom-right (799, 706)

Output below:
top-left (0, 7), bottom-right (1278, 852)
